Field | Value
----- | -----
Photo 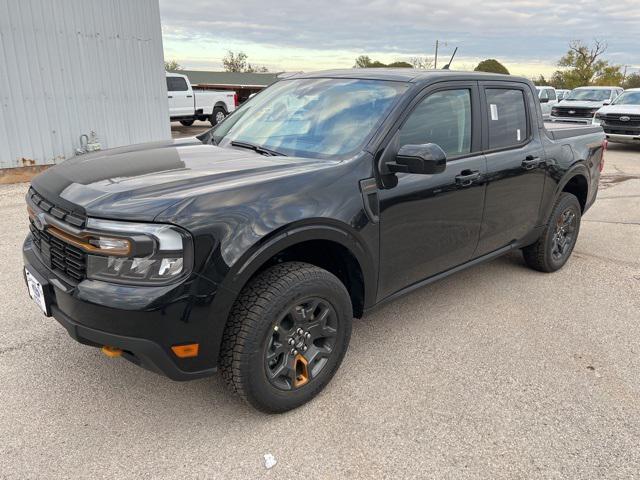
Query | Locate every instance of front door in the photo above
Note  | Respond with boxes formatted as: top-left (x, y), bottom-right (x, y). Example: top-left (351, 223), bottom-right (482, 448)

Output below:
top-left (474, 82), bottom-right (546, 256)
top-left (377, 82), bottom-right (487, 300)
top-left (166, 76), bottom-right (193, 117)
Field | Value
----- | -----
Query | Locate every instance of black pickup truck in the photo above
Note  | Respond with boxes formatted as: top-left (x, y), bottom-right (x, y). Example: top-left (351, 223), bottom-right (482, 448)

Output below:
top-left (23, 70), bottom-right (605, 412)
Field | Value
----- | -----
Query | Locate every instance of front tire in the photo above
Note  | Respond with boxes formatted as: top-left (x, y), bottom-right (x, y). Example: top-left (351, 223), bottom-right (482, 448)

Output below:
top-left (219, 262), bottom-right (352, 413)
top-left (179, 119), bottom-right (195, 126)
top-left (522, 192), bottom-right (581, 272)
top-left (210, 107), bottom-right (227, 126)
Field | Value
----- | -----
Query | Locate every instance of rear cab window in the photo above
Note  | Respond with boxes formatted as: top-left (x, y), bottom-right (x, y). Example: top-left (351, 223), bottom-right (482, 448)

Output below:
top-left (167, 77), bottom-right (189, 92)
top-left (484, 88), bottom-right (529, 150)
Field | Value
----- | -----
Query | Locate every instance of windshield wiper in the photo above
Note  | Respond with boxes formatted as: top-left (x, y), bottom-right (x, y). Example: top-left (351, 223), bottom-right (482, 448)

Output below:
top-left (230, 140), bottom-right (287, 157)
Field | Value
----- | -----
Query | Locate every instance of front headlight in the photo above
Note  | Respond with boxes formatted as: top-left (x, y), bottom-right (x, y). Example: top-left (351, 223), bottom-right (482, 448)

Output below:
top-left (551, 107), bottom-right (559, 116)
top-left (84, 218), bottom-right (193, 285)
top-left (592, 113), bottom-right (603, 125)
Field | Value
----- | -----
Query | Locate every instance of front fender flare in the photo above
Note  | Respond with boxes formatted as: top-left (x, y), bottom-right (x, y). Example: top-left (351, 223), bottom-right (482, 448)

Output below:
top-left (204, 221), bottom-right (377, 362)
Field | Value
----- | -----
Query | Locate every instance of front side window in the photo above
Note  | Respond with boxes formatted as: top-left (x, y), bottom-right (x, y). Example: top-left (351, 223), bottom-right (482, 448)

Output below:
top-left (213, 78), bottom-right (408, 159)
top-left (537, 88), bottom-right (548, 100)
top-left (398, 89), bottom-right (472, 157)
top-left (612, 91), bottom-right (640, 105)
top-left (485, 89), bottom-right (528, 150)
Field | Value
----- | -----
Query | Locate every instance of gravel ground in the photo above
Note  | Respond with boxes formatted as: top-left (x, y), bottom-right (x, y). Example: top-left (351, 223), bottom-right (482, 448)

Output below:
top-left (0, 144), bottom-right (639, 479)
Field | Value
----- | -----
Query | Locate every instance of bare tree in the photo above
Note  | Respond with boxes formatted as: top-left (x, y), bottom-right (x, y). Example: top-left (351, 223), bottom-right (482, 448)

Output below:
top-left (408, 56), bottom-right (433, 69)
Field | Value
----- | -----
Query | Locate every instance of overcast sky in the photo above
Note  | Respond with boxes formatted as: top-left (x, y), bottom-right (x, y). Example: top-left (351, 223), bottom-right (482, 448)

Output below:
top-left (159, 0), bottom-right (640, 77)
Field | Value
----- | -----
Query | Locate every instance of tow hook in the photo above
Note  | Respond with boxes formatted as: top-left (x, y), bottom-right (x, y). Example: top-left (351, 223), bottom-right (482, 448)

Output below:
top-left (101, 345), bottom-right (123, 358)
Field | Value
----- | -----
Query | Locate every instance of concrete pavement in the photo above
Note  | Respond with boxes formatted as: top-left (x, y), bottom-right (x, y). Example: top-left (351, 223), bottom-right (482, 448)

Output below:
top-left (0, 144), bottom-right (639, 479)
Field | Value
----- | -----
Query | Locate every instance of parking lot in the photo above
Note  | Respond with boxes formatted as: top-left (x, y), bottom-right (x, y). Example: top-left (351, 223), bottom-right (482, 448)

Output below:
top-left (1, 143), bottom-right (639, 479)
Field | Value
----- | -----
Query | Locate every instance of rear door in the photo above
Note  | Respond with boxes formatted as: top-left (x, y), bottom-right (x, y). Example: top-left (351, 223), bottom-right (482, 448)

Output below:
top-left (377, 81), bottom-right (487, 299)
top-left (474, 82), bottom-right (546, 256)
top-left (166, 75), bottom-right (193, 117)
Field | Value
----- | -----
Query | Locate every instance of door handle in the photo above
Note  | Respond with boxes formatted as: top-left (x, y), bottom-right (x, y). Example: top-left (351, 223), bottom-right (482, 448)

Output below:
top-left (522, 156), bottom-right (541, 170)
top-left (455, 169), bottom-right (481, 187)
top-left (168, 95), bottom-right (173, 98)
top-left (186, 95), bottom-right (193, 98)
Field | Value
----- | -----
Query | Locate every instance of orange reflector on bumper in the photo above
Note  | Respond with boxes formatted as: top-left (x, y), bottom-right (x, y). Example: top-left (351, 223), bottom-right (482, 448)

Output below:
top-left (171, 343), bottom-right (199, 358)
top-left (101, 345), bottom-right (123, 358)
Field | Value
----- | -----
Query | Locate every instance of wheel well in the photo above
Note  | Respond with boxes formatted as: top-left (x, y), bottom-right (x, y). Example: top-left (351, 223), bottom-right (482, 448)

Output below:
top-left (214, 102), bottom-right (227, 112)
top-left (257, 240), bottom-right (365, 318)
top-left (562, 174), bottom-right (588, 212)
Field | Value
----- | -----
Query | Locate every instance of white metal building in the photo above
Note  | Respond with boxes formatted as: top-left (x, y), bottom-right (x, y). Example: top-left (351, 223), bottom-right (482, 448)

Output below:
top-left (0, 0), bottom-right (170, 171)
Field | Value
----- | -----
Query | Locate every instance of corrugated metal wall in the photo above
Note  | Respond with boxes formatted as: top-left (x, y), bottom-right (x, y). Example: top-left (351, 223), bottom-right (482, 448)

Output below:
top-left (0, 0), bottom-right (170, 169)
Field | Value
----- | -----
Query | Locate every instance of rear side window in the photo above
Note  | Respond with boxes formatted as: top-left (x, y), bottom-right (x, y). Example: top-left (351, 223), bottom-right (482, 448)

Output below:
top-left (548, 89), bottom-right (557, 101)
top-left (399, 89), bottom-right (472, 157)
top-left (166, 77), bottom-right (188, 92)
top-left (485, 89), bottom-right (528, 150)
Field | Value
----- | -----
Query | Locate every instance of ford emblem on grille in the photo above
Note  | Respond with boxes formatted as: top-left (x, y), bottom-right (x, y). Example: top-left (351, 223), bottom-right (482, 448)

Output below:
top-left (568, 110), bottom-right (576, 114)
top-left (619, 116), bottom-right (630, 122)
top-left (33, 213), bottom-right (47, 231)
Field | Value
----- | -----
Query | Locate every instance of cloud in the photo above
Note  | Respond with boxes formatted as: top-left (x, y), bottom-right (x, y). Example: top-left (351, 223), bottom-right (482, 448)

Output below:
top-left (159, 0), bottom-right (640, 73)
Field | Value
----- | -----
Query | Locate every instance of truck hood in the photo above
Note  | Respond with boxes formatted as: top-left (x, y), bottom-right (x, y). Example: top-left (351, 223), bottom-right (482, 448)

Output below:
top-left (596, 104), bottom-right (640, 115)
top-left (31, 138), bottom-right (333, 221)
top-left (556, 100), bottom-right (607, 109)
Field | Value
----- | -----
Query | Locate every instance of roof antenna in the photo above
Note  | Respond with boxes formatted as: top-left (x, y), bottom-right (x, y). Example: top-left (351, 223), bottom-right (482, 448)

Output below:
top-left (442, 47), bottom-right (458, 70)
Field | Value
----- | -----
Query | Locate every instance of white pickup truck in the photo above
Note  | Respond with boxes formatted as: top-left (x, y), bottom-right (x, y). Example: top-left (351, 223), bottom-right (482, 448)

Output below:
top-left (167, 73), bottom-right (238, 126)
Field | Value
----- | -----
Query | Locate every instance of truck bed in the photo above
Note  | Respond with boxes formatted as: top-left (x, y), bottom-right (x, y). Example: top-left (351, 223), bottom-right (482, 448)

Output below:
top-left (544, 122), bottom-right (603, 141)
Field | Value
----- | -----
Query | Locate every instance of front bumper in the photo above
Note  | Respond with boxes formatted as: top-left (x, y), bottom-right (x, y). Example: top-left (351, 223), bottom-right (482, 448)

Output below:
top-left (548, 116), bottom-right (593, 125)
top-left (23, 235), bottom-right (218, 381)
top-left (602, 132), bottom-right (640, 144)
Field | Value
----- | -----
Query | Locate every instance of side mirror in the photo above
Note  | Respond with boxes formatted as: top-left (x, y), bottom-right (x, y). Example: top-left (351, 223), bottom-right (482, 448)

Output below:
top-left (539, 97), bottom-right (549, 103)
top-left (387, 143), bottom-right (447, 175)
top-left (602, 100), bottom-right (611, 106)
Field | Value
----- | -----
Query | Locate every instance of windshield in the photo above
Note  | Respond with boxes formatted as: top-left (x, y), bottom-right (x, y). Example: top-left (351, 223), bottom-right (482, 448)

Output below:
top-left (612, 91), bottom-right (640, 105)
top-left (212, 78), bottom-right (408, 159)
top-left (565, 89), bottom-right (612, 101)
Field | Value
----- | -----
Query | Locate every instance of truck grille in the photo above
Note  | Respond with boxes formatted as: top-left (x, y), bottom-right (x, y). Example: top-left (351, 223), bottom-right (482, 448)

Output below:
top-left (601, 114), bottom-right (640, 127)
top-left (28, 188), bottom-right (87, 282)
top-left (552, 107), bottom-right (595, 119)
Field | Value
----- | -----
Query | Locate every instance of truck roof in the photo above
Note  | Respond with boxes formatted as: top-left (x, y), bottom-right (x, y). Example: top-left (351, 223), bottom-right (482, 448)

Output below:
top-left (292, 68), bottom-right (531, 85)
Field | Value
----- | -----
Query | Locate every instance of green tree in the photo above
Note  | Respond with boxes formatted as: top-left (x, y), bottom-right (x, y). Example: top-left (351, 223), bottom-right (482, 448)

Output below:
top-left (593, 65), bottom-right (624, 86)
top-left (386, 61), bottom-right (413, 68)
top-left (554, 40), bottom-right (622, 88)
top-left (222, 51), bottom-right (268, 73)
top-left (354, 56), bottom-right (416, 69)
top-left (532, 75), bottom-right (551, 86)
top-left (623, 72), bottom-right (640, 89)
top-left (164, 59), bottom-right (182, 72)
top-left (474, 59), bottom-right (510, 75)
top-left (354, 55), bottom-right (373, 68)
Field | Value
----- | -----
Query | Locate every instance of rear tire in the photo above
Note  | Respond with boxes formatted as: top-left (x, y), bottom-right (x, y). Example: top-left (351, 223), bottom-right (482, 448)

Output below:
top-left (179, 119), bottom-right (195, 126)
top-left (522, 192), bottom-right (581, 272)
top-left (210, 107), bottom-right (227, 126)
top-left (219, 262), bottom-right (352, 413)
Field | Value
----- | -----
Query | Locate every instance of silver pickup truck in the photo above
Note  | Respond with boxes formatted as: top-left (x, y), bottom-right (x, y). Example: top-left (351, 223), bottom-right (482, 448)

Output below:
top-left (550, 86), bottom-right (623, 124)
top-left (593, 88), bottom-right (640, 144)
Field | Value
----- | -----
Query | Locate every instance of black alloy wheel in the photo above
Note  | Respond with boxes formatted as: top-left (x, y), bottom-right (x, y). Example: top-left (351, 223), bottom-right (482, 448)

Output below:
top-left (522, 192), bottom-right (581, 272)
top-left (551, 208), bottom-right (577, 262)
top-left (265, 297), bottom-right (338, 391)
top-left (219, 262), bottom-right (352, 413)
